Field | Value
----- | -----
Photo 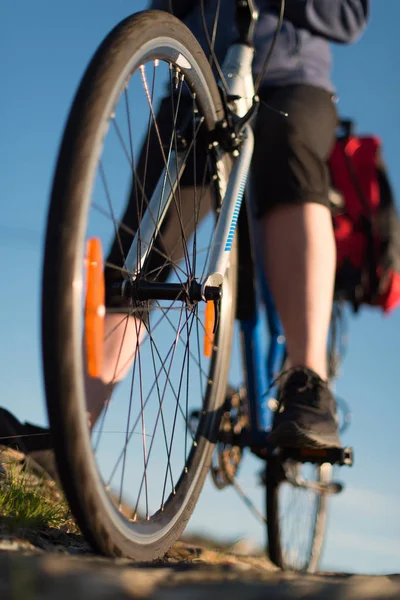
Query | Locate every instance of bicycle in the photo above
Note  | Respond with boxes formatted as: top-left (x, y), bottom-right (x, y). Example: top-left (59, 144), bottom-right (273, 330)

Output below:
top-left (42, 0), bottom-right (353, 571)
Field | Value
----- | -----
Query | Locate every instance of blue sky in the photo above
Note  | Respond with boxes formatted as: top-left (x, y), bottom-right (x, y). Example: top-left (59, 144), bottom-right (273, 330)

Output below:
top-left (1, 1), bottom-right (399, 574)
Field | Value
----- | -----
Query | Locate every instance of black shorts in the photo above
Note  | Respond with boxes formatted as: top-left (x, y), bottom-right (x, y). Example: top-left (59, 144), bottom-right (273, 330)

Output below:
top-left (251, 84), bottom-right (338, 217)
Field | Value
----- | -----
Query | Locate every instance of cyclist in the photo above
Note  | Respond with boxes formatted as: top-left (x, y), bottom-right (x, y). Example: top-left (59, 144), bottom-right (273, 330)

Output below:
top-left (0, 1), bottom-right (370, 480)
top-left (85, 0), bottom-right (369, 449)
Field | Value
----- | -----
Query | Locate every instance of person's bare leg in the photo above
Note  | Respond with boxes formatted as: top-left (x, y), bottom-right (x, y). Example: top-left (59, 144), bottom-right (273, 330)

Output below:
top-left (260, 202), bottom-right (336, 381)
top-left (85, 313), bottom-right (145, 426)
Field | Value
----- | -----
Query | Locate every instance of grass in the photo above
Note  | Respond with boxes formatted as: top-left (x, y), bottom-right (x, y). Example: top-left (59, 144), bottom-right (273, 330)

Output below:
top-left (0, 452), bottom-right (77, 533)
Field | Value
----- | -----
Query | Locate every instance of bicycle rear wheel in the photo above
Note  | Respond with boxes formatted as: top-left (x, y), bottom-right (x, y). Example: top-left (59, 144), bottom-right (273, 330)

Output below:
top-left (42, 10), bottom-right (237, 560)
top-left (266, 458), bottom-right (332, 572)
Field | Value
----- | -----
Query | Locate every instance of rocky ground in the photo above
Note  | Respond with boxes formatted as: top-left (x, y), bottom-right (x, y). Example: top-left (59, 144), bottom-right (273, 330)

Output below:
top-left (1, 547), bottom-right (399, 600)
top-left (0, 446), bottom-right (399, 600)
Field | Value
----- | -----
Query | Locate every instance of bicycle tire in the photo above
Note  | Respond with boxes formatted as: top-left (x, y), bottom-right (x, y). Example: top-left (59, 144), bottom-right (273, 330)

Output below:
top-left (42, 10), bottom-right (237, 560)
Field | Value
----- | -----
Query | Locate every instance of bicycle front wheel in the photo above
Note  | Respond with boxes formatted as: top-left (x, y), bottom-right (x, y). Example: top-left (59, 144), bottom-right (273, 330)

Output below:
top-left (42, 10), bottom-right (237, 560)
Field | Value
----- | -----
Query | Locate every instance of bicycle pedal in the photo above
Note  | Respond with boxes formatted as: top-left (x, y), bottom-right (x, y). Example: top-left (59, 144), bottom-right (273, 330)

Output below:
top-left (281, 446), bottom-right (354, 466)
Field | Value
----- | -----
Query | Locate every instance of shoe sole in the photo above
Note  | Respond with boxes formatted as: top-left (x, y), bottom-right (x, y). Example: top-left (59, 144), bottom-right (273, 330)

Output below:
top-left (268, 421), bottom-right (342, 449)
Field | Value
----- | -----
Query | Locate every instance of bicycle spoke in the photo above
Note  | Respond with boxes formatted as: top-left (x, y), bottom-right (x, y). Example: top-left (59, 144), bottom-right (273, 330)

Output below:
top-left (99, 161), bottom-right (128, 269)
top-left (118, 319), bottom-right (145, 508)
top-left (132, 306), bottom-right (186, 517)
top-left (141, 64), bottom-right (200, 279)
top-left (161, 308), bottom-right (197, 507)
top-left (143, 304), bottom-right (198, 434)
top-left (123, 87), bottom-right (138, 202)
top-left (169, 67), bottom-right (191, 277)
top-left (136, 320), bottom-right (150, 519)
top-left (191, 92), bottom-right (198, 276)
top-left (195, 310), bottom-right (205, 401)
top-left (184, 307), bottom-right (191, 462)
top-left (93, 315), bottom-right (131, 452)
top-left (147, 320), bottom-right (175, 494)
top-left (154, 301), bottom-right (210, 381)
top-left (109, 119), bottom-right (185, 285)
top-left (106, 306), bottom-right (197, 488)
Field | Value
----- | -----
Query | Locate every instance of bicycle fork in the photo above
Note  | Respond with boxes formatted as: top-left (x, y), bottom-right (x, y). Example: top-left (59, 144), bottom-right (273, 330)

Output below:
top-left (112, 125), bottom-right (253, 308)
top-left (117, 42), bottom-right (257, 304)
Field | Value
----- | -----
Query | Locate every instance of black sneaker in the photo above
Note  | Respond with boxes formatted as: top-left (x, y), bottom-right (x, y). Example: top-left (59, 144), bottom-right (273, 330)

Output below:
top-left (268, 367), bottom-right (342, 449)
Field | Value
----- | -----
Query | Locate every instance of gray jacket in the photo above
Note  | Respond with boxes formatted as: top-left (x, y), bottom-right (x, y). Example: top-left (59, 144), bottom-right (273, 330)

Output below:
top-left (150, 1), bottom-right (369, 92)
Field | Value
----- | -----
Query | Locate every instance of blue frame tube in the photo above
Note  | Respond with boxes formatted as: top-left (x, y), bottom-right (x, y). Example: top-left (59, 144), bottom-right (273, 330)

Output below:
top-left (259, 272), bottom-right (286, 429)
top-left (238, 199), bottom-right (286, 435)
top-left (240, 315), bottom-right (269, 432)
top-left (239, 288), bottom-right (285, 433)
top-left (236, 181), bottom-right (286, 432)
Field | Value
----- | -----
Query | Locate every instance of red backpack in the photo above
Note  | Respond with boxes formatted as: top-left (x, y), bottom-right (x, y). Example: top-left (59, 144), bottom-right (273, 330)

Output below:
top-left (329, 121), bottom-right (400, 313)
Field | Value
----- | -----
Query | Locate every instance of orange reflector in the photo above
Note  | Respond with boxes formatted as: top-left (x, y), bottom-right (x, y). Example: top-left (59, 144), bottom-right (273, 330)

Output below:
top-left (84, 238), bottom-right (105, 378)
top-left (203, 301), bottom-right (215, 358)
